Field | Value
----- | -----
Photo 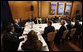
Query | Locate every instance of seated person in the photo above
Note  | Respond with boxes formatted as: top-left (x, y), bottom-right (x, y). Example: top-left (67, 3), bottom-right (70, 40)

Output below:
top-left (14, 19), bottom-right (24, 34)
top-left (66, 19), bottom-right (73, 39)
top-left (54, 16), bottom-right (58, 23)
top-left (21, 30), bottom-right (42, 51)
top-left (42, 20), bottom-right (55, 48)
top-left (37, 17), bottom-right (42, 24)
top-left (19, 18), bottom-right (26, 27)
top-left (26, 16), bottom-right (33, 22)
top-left (2, 25), bottom-right (24, 51)
top-left (44, 18), bottom-right (49, 23)
top-left (33, 18), bottom-right (37, 24)
top-left (50, 17), bottom-right (55, 23)
top-left (73, 20), bottom-right (82, 40)
top-left (54, 20), bottom-right (66, 44)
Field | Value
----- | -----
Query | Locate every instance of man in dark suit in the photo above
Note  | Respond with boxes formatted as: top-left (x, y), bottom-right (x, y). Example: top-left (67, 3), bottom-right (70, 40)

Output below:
top-left (66, 19), bottom-right (73, 39)
top-left (73, 20), bottom-right (82, 41)
top-left (14, 19), bottom-right (24, 34)
top-left (2, 25), bottom-right (24, 51)
top-left (54, 20), bottom-right (66, 44)
top-left (18, 18), bottom-right (26, 27)
top-left (54, 16), bottom-right (58, 23)
top-left (42, 20), bottom-right (55, 48)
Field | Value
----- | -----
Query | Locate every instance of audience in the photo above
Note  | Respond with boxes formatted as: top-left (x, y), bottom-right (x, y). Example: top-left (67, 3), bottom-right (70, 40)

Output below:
top-left (21, 30), bottom-right (42, 51)
top-left (54, 20), bottom-right (66, 44)
top-left (2, 16), bottom-right (82, 51)
top-left (2, 25), bottom-right (24, 51)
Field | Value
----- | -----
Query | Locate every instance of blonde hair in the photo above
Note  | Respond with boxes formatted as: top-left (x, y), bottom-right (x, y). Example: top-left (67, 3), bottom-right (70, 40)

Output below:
top-left (61, 20), bottom-right (65, 25)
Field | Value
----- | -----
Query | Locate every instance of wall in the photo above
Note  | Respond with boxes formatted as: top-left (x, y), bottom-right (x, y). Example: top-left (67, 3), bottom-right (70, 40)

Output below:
top-left (71, 1), bottom-right (82, 18)
top-left (8, 1), bottom-right (82, 20)
top-left (8, 1), bottom-right (38, 20)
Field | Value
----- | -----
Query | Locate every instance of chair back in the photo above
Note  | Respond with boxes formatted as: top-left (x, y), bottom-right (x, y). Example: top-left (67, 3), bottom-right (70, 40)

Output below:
top-left (70, 28), bottom-right (76, 37)
top-left (47, 31), bottom-right (57, 41)
top-left (62, 30), bottom-right (69, 39)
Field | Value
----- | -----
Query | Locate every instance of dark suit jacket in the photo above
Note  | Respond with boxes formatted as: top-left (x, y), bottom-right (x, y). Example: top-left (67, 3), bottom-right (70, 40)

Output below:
top-left (55, 25), bottom-right (66, 40)
top-left (2, 32), bottom-right (24, 51)
top-left (43, 26), bottom-right (55, 41)
top-left (33, 18), bottom-right (37, 24)
top-left (14, 23), bottom-right (23, 33)
top-left (66, 24), bottom-right (73, 38)
top-left (73, 24), bottom-right (82, 36)
top-left (66, 24), bottom-right (73, 31)
top-left (19, 20), bottom-right (25, 27)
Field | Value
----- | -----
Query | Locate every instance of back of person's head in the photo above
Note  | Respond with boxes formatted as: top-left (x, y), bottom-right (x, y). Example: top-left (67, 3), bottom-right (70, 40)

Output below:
top-left (6, 25), bottom-right (14, 32)
top-left (14, 19), bottom-right (18, 23)
top-left (47, 20), bottom-right (52, 26)
top-left (28, 30), bottom-right (38, 41)
top-left (75, 20), bottom-right (79, 25)
top-left (21, 30), bottom-right (41, 51)
top-left (60, 20), bottom-right (65, 25)
top-left (66, 19), bottom-right (71, 24)
top-left (38, 17), bottom-right (41, 18)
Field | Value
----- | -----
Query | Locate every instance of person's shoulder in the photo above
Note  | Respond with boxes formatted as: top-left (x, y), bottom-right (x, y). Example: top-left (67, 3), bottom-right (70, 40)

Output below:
top-left (45, 26), bottom-right (48, 29)
top-left (36, 40), bottom-right (42, 47)
top-left (51, 26), bottom-right (55, 28)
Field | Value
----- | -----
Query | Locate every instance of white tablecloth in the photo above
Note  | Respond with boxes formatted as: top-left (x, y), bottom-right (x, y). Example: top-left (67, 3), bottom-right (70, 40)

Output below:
top-left (23, 22), bottom-right (82, 34)
top-left (18, 22), bottom-right (50, 51)
top-left (18, 21), bottom-right (82, 51)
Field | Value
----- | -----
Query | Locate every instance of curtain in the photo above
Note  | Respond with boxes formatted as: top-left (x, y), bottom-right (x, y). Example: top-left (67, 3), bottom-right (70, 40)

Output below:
top-left (1, 1), bottom-right (14, 31)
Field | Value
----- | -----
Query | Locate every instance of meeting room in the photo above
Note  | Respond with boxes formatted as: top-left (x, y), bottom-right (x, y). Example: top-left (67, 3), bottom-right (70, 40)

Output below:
top-left (1, 1), bottom-right (82, 51)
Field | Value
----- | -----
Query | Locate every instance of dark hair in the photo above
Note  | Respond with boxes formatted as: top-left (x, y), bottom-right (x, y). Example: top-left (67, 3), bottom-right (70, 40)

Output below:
top-left (75, 20), bottom-right (79, 25)
top-left (48, 20), bottom-right (52, 25)
top-left (6, 25), bottom-right (14, 32)
top-left (38, 17), bottom-right (41, 18)
top-left (28, 30), bottom-right (38, 41)
top-left (66, 19), bottom-right (71, 22)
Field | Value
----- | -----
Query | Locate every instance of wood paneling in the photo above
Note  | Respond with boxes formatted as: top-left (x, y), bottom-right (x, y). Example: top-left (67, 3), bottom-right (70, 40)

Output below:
top-left (8, 1), bottom-right (38, 20)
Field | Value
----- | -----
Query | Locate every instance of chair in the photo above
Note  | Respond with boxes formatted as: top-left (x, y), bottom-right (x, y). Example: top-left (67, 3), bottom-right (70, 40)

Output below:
top-left (68, 28), bottom-right (76, 40)
top-left (78, 32), bottom-right (82, 41)
top-left (62, 30), bottom-right (69, 39)
top-left (70, 28), bottom-right (76, 37)
top-left (47, 31), bottom-right (57, 50)
top-left (60, 30), bottom-right (68, 42)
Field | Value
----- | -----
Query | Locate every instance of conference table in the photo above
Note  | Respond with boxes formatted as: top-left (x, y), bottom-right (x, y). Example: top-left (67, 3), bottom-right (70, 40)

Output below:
top-left (18, 21), bottom-right (82, 51)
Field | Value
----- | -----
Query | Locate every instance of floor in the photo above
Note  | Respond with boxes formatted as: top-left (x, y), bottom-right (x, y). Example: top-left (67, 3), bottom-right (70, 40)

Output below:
top-left (52, 40), bottom-right (82, 51)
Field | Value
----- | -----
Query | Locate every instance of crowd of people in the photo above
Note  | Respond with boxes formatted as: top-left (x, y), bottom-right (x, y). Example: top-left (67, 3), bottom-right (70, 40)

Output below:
top-left (2, 16), bottom-right (82, 51)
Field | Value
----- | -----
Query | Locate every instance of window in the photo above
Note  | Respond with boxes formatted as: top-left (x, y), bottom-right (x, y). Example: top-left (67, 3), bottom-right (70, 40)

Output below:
top-left (50, 2), bottom-right (57, 15)
top-left (64, 3), bottom-right (71, 15)
top-left (50, 2), bottom-right (72, 15)
top-left (58, 2), bottom-right (64, 15)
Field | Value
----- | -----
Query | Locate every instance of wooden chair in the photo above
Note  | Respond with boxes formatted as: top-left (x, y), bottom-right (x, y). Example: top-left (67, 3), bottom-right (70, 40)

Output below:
top-left (68, 28), bottom-right (76, 40)
top-left (78, 32), bottom-right (82, 41)
top-left (47, 31), bottom-right (57, 50)
top-left (62, 30), bottom-right (69, 39)
top-left (60, 30), bottom-right (68, 42)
